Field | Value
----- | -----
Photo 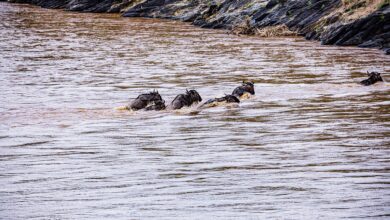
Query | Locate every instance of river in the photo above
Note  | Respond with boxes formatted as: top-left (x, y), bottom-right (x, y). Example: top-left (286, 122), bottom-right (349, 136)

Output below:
top-left (0, 2), bottom-right (389, 219)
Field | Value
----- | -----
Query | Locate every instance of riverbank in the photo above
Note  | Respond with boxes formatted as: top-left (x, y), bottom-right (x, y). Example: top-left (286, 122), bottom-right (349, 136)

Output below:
top-left (6, 0), bottom-right (390, 54)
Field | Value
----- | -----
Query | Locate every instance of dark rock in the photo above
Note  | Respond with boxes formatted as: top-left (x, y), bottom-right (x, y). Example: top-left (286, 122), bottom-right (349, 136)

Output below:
top-left (321, 6), bottom-right (389, 49)
top-left (265, 0), bottom-right (278, 9)
top-left (305, 31), bottom-right (318, 40)
top-left (359, 32), bottom-right (390, 48)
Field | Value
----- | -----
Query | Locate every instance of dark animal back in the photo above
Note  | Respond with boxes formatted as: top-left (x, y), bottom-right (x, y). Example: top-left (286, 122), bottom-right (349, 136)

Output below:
top-left (232, 87), bottom-right (245, 97)
top-left (225, 95), bottom-right (240, 103)
top-left (360, 75), bottom-right (383, 86)
top-left (360, 79), bottom-right (373, 86)
top-left (129, 99), bottom-right (147, 110)
top-left (203, 98), bottom-right (217, 105)
top-left (171, 94), bottom-right (189, 110)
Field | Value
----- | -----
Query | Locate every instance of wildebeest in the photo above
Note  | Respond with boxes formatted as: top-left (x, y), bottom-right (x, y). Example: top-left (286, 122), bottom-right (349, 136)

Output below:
top-left (145, 100), bottom-right (166, 111)
top-left (200, 94), bottom-right (240, 108)
top-left (360, 71), bottom-right (383, 86)
top-left (170, 89), bottom-right (202, 110)
top-left (128, 90), bottom-right (163, 111)
top-left (232, 81), bottom-right (255, 97)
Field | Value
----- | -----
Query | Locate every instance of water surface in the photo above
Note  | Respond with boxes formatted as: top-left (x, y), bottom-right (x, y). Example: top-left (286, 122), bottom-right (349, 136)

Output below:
top-left (0, 2), bottom-right (389, 219)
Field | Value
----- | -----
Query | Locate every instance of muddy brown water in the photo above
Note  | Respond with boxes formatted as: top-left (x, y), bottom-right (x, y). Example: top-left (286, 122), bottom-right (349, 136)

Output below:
top-left (0, 2), bottom-right (390, 219)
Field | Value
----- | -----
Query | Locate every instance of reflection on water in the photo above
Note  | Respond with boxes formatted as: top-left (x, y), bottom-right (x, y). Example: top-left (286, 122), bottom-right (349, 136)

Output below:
top-left (0, 2), bottom-right (389, 220)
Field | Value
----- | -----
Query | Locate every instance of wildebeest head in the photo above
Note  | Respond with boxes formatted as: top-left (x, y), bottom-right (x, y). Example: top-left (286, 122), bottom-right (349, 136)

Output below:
top-left (242, 81), bottom-right (255, 95)
top-left (232, 81), bottom-right (255, 97)
top-left (186, 89), bottom-right (202, 103)
top-left (360, 71), bottom-right (383, 86)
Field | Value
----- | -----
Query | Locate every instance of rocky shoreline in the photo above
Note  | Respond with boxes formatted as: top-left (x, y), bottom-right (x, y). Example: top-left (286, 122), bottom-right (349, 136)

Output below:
top-left (6, 0), bottom-right (390, 54)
